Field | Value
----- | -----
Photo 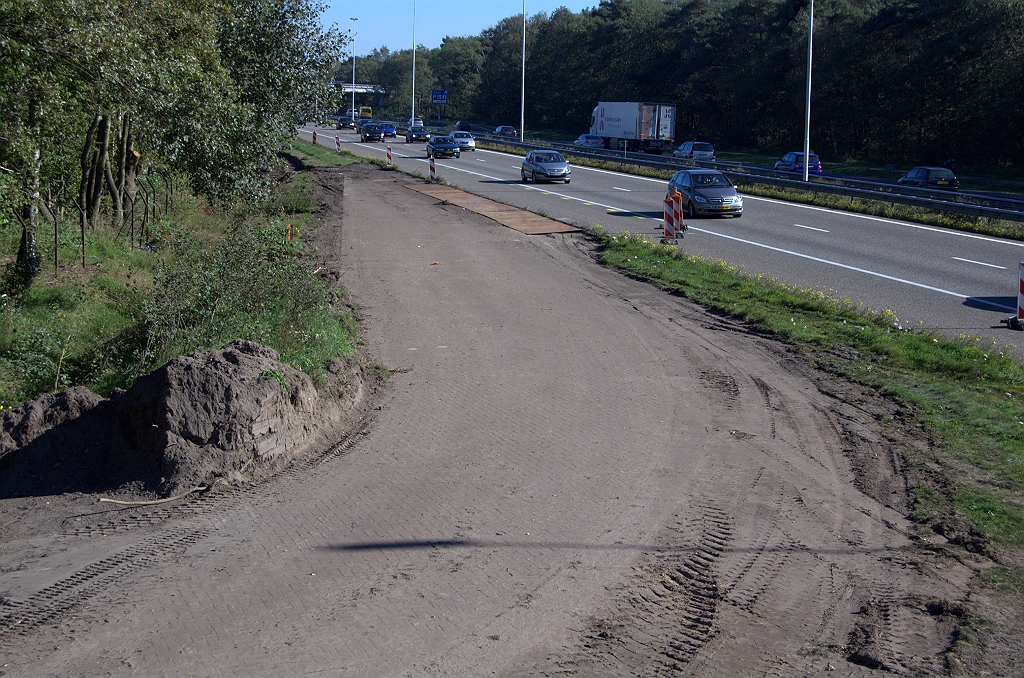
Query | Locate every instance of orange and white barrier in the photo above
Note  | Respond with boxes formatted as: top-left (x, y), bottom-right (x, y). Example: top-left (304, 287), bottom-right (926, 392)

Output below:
top-left (335, 136), bottom-right (341, 152)
top-left (429, 156), bottom-right (436, 182)
top-left (312, 130), bottom-right (317, 145)
top-left (663, 192), bottom-right (684, 238)
top-left (387, 146), bottom-right (393, 166)
top-left (676, 193), bottom-right (686, 234)
top-left (663, 197), bottom-right (677, 238)
top-left (1018, 262), bottom-right (1023, 320)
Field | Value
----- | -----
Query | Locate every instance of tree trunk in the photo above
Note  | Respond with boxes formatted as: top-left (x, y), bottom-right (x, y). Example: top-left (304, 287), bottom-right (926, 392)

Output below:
top-left (28, 97), bottom-right (41, 235)
top-left (78, 110), bottom-right (100, 237)
top-left (113, 111), bottom-right (130, 226)
top-left (89, 115), bottom-right (110, 228)
top-left (104, 154), bottom-right (121, 229)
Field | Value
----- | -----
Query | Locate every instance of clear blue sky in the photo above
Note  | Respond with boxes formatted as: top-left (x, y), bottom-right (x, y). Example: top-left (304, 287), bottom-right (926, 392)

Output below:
top-left (324, 0), bottom-right (598, 55)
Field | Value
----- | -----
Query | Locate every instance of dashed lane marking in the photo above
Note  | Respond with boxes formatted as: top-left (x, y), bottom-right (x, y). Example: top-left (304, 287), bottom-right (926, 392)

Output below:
top-left (790, 224), bottom-right (831, 235)
top-left (951, 257), bottom-right (1006, 269)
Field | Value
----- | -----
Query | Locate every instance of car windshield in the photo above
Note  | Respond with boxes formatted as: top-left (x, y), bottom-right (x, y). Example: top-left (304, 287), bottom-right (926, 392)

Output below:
top-left (930, 169), bottom-right (956, 179)
top-left (693, 143), bottom-right (714, 151)
top-left (535, 152), bottom-right (564, 163)
top-left (453, 132), bottom-right (470, 138)
top-left (410, 127), bottom-right (425, 132)
top-left (691, 173), bottom-right (731, 188)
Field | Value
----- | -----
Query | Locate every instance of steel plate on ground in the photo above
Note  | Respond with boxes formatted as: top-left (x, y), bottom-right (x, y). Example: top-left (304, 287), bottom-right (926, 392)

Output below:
top-left (407, 183), bottom-right (580, 235)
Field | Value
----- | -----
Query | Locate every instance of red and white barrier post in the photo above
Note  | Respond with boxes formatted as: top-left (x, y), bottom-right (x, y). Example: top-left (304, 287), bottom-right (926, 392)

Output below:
top-left (386, 146), bottom-right (393, 166)
top-left (663, 197), bottom-right (676, 239)
top-left (1018, 261), bottom-right (1024, 320)
top-left (312, 130), bottom-right (317, 145)
top-left (675, 192), bottom-right (686, 234)
top-left (335, 136), bottom-right (341, 152)
top-left (429, 156), bottom-right (436, 182)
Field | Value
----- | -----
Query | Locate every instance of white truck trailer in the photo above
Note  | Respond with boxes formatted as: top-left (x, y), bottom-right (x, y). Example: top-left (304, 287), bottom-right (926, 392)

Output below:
top-left (590, 102), bottom-right (676, 154)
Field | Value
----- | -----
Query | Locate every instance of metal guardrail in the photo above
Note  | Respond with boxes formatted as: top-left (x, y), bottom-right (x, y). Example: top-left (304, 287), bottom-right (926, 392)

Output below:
top-left (471, 133), bottom-right (1024, 223)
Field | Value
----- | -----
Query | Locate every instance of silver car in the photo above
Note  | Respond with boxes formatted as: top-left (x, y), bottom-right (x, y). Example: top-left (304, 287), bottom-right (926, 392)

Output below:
top-left (673, 141), bottom-right (715, 160)
top-left (666, 169), bottom-right (742, 218)
top-left (573, 134), bottom-right (604, 148)
top-left (521, 149), bottom-right (571, 184)
top-left (450, 131), bottom-right (476, 151)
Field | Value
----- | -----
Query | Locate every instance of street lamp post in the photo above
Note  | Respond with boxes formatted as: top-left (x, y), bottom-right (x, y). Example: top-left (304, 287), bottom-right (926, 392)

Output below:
top-left (802, 0), bottom-right (814, 182)
top-left (350, 18), bottom-right (358, 119)
top-left (520, 0), bottom-right (526, 142)
top-left (411, 0), bottom-right (417, 123)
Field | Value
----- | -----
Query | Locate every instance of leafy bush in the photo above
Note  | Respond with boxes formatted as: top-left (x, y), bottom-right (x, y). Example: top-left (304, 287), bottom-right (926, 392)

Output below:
top-left (142, 216), bottom-right (354, 378)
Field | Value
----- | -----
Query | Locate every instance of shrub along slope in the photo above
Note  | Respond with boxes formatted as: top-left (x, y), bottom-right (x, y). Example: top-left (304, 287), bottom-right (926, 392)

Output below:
top-left (0, 156), bottom-right (359, 406)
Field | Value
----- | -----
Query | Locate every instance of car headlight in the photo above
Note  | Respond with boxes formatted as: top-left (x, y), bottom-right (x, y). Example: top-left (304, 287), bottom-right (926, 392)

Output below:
top-left (694, 195), bottom-right (708, 204)
top-left (733, 196), bottom-right (743, 205)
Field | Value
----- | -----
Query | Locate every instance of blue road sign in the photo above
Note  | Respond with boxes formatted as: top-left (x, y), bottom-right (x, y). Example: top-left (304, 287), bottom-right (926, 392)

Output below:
top-left (431, 89), bottom-right (449, 106)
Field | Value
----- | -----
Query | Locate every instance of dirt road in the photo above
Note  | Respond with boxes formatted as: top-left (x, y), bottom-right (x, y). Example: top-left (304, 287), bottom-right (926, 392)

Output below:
top-left (0, 165), bottom-right (976, 676)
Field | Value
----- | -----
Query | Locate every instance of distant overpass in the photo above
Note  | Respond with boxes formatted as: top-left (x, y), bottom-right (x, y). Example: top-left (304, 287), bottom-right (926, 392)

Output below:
top-left (333, 81), bottom-right (383, 94)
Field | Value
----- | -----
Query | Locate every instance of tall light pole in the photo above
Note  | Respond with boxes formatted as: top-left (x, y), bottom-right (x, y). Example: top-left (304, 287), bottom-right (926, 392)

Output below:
top-left (802, 0), bottom-right (814, 182)
top-left (520, 0), bottom-right (526, 142)
top-left (350, 18), bottom-right (358, 119)
top-left (411, 0), bottom-right (417, 123)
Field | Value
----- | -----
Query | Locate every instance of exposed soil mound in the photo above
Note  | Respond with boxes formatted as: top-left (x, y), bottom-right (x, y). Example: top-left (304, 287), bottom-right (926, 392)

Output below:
top-left (0, 340), bottom-right (364, 499)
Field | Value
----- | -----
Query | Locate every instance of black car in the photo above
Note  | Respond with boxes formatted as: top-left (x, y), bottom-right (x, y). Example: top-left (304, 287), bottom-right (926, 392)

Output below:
top-left (426, 135), bottom-right (461, 159)
top-left (336, 116), bottom-right (355, 129)
top-left (455, 120), bottom-right (473, 132)
top-left (405, 126), bottom-right (431, 143)
top-left (521, 150), bottom-right (571, 184)
top-left (666, 169), bottom-right (743, 218)
top-left (897, 166), bottom-right (959, 190)
top-left (360, 123), bottom-right (384, 142)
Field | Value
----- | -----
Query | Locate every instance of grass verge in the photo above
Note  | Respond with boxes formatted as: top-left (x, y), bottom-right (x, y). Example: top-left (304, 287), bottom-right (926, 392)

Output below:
top-left (0, 153), bottom-right (359, 405)
top-left (593, 229), bottom-right (1024, 546)
top-left (476, 141), bottom-right (1024, 241)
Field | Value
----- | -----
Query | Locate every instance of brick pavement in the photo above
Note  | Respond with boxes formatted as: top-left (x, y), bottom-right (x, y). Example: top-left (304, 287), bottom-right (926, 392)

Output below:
top-left (0, 165), bottom-right (975, 676)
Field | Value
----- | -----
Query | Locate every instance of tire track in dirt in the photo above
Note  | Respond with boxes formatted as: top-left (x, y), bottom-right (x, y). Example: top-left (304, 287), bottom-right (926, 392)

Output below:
top-left (558, 504), bottom-right (733, 676)
top-left (0, 527), bottom-right (208, 640)
top-left (0, 425), bottom-right (373, 644)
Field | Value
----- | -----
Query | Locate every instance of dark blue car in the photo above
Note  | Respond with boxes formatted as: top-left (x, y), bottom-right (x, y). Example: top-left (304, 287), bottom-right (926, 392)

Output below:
top-left (379, 121), bottom-right (397, 138)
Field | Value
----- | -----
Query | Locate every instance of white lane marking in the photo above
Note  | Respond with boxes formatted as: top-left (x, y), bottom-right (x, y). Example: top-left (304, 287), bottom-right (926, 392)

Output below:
top-left (612, 186), bottom-right (631, 192)
top-left (747, 194), bottom-right (1024, 247)
top-left (687, 225), bottom-right (1017, 312)
top-left (473, 145), bottom-right (1024, 248)
top-left (476, 158), bottom-right (486, 162)
top-left (793, 223), bottom-right (830, 232)
top-left (952, 257), bottom-right (1007, 270)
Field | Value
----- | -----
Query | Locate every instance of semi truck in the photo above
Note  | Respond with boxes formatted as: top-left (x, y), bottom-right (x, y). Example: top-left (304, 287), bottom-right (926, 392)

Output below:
top-left (589, 102), bottom-right (676, 154)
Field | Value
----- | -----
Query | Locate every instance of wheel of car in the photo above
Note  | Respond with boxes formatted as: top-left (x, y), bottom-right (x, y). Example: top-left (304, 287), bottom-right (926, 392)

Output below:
top-left (686, 201), bottom-right (695, 219)
top-left (521, 170), bottom-right (527, 183)
top-left (733, 213), bottom-right (742, 219)
top-left (564, 179), bottom-right (570, 184)
top-left (426, 150), bottom-right (431, 158)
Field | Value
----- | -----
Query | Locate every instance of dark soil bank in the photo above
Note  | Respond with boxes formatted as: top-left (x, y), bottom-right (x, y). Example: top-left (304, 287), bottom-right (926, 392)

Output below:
top-left (0, 340), bottom-right (364, 500)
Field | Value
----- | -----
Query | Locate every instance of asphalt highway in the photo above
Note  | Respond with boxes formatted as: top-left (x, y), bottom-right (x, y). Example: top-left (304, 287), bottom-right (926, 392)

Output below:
top-left (299, 126), bottom-right (1024, 351)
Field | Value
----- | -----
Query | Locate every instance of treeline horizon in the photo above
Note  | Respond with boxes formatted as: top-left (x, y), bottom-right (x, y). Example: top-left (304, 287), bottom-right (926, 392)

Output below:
top-left (345, 0), bottom-right (1023, 170)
